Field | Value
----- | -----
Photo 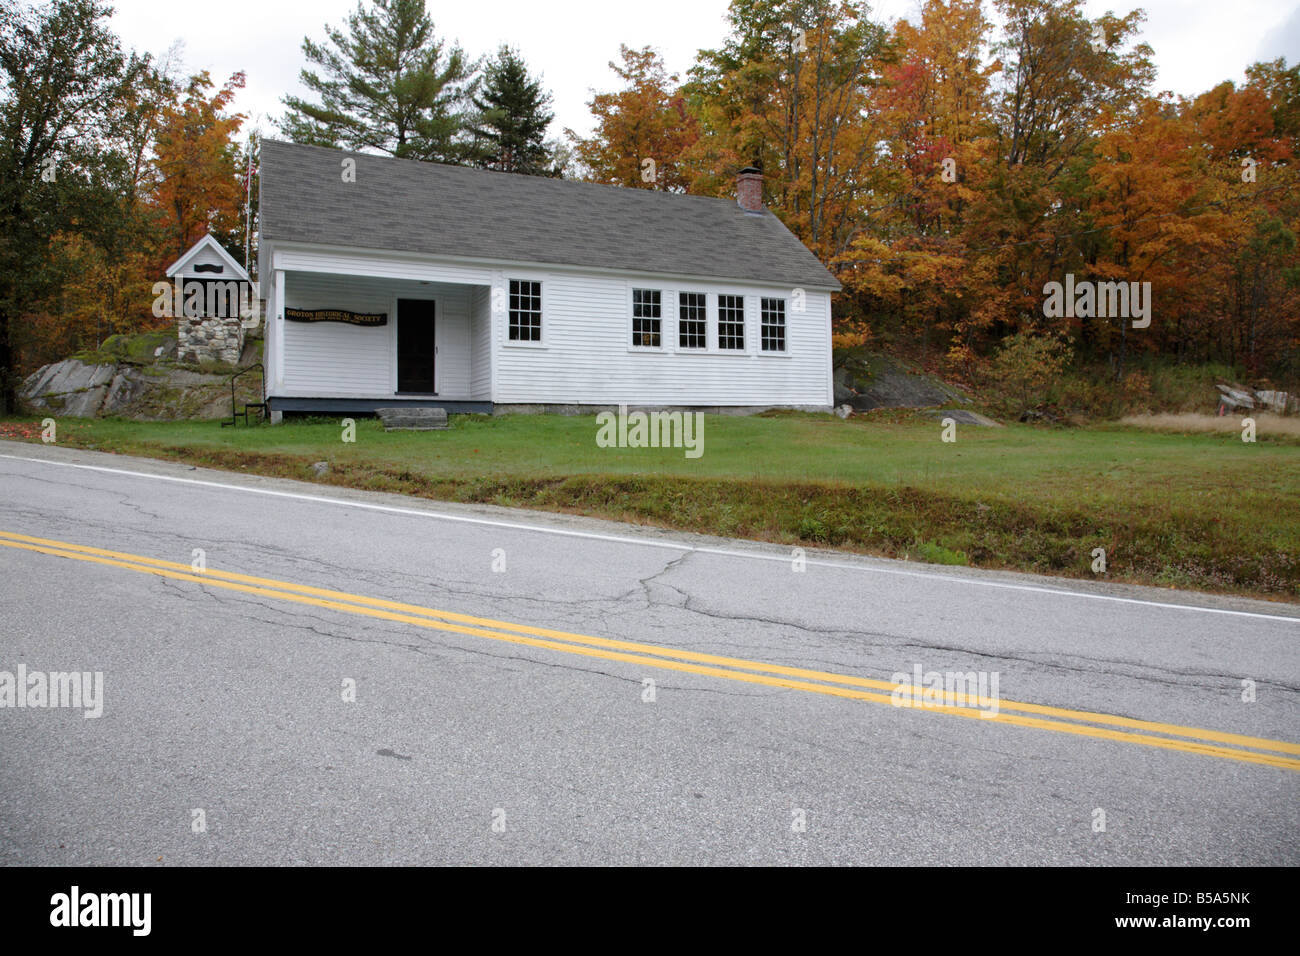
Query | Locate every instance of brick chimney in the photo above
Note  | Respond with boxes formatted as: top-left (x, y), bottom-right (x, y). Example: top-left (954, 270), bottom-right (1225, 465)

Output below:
top-left (737, 166), bottom-right (763, 213)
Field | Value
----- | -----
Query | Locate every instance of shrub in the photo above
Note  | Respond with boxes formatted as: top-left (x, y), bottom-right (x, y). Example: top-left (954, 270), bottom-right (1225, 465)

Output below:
top-left (985, 332), bottom-right (1073, 417)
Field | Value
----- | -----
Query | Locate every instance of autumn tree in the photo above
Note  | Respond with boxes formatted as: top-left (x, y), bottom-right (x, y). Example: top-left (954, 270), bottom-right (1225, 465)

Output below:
top-left (947, 0), bottom-right (1157, 348)
top-left (688, 0), bottom-right (890, 259)
top-left (878, 0), bottom-right (993, 233)
top-left (1181, 61), bottom-right (1300, 374)
top-left (0, 0), bottom-right (149, 409)
top-left (568, 45), bottom-right (698, 190)
top-left (842, 0), bottom-right (994, 364)
top-left (18, 65), bottom-right (247, 370)
top-left (151, 71), bottom-right (247, 262)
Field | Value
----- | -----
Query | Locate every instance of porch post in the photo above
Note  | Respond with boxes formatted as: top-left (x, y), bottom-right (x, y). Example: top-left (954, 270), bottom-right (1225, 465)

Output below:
top-left (271, 269), bottom-right (285, 423)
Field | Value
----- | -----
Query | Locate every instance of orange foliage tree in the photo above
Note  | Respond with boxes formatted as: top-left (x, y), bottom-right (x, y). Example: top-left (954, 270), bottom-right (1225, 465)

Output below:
top-left (150, 71), bottom-right (248, 265)
top-left (566, 46), bottom-right (698, 191)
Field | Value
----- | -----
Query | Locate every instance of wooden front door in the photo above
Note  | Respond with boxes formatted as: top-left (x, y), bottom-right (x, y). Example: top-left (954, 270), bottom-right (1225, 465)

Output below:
top-left (397, 298), bottom-right (436, 393)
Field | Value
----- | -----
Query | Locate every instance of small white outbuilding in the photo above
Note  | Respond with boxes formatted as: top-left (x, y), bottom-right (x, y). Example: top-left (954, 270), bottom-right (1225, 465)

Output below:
top-left (163, 233), bottom-right (254, 366)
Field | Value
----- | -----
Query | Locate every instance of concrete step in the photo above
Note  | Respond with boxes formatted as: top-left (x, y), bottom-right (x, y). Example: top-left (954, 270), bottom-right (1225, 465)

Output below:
top-left (375, 407), bottom-right (448, 430)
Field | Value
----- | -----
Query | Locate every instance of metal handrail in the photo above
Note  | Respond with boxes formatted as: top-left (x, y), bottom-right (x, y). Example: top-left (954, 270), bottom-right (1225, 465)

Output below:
top-left (222, 362), bottom-right (266, 426)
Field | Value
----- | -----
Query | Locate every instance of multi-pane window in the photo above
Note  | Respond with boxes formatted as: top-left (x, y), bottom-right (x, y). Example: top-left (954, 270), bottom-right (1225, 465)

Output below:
top-left (508, 279), bottom-right (542, 342)
top-left (718, 294), bottom-right (745, 350)
top-left (632, 288), bottom-right (662, 347)
top-left (679, 292), bottom-right (707, 349)
top-left (760, 297), bottom-right (786, 352)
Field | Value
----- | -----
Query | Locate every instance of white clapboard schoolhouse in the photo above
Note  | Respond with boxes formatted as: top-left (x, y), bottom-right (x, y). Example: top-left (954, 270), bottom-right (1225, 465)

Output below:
top-left (257, 140), bottom-right (839, 416)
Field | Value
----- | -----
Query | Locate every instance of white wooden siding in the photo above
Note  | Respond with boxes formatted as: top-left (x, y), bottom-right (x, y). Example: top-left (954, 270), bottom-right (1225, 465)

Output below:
top-left (470, 285), bottom-right (492, 400)
top-left (437, 287), bottom-right (471, 398)
top-left (183, 243), bottom-right (233, 273)
top-left (493, 273), bottom-right (832, 407)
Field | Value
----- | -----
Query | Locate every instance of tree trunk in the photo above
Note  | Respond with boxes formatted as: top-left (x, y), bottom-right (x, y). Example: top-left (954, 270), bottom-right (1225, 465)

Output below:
top-left (0, 303), bottom-right (15, 414)
top-left (1116, 317), bottom-right (1127, 383)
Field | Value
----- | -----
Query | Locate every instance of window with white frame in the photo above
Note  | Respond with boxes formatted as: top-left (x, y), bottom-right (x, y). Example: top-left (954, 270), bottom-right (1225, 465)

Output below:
top-left (760, 297), bottom-right (786, 352)
top-left (679, 292), bottom-right (707, 349)
top-left (632, 288), bottom-right (662, 347)
top-left (508, 279), bottom-right (542, 342)
top-left (718, 294), bottom-right (745, 350)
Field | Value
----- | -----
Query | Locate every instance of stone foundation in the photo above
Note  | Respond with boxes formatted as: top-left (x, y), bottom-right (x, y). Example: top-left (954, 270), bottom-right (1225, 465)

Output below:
top-left (177, 315), bottom-right (245, 366)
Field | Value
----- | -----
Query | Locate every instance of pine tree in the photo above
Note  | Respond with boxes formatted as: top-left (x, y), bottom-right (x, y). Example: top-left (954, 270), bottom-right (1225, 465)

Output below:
top-left (469, 47), bottom-right (558, 176)
top-left (278, 0), bottom-right (477, 164)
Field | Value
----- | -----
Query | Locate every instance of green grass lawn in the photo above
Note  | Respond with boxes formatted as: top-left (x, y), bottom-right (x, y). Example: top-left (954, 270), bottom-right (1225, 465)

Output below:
top-left (3, 411), bottom-right (1296, 599)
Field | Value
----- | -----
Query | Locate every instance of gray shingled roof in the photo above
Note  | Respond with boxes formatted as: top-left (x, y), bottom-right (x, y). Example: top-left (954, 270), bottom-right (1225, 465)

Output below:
top-left (259, 140), bottom-right (840, 290)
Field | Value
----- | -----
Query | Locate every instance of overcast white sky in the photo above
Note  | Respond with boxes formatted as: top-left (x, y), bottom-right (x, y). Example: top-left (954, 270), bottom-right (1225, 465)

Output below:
top-left (95, 0), bottom-right (1300, 143)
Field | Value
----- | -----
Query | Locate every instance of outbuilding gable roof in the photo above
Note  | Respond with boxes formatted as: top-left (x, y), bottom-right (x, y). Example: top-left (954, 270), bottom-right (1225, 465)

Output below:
top-left (258, 140), bottom-right (841, 291)
top-left (165, 233), bottom-right (250, 281)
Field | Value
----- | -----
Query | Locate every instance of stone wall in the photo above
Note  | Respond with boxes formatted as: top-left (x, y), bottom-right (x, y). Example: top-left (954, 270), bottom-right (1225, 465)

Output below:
top-left (177, 315), bottom-right (245, 366)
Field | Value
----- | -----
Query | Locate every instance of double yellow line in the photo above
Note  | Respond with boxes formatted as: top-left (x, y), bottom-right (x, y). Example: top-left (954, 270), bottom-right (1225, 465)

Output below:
top-left (2, 528), bottom-right (1298, 771)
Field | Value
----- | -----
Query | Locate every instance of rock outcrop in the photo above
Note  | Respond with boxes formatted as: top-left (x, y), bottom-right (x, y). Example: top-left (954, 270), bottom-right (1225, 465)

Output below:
top-left (20, 332), bottom-right (262, 420)
top-left (834, 352), bottom-right (972, 410)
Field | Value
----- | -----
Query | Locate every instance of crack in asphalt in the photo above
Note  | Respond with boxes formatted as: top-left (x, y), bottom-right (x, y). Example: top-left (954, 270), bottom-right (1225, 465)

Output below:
top-left (160, 574), bottom-right (773, 699)
top-left (0, 473), bottom-right (167, 523)
top-left (155, 577), bottom-right (432, 654)
top-left (887, 638), bottom-right (1300, 694)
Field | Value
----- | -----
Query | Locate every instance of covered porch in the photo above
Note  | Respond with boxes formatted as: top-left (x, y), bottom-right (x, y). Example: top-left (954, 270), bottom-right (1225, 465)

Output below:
top-left (263, 253), bottom-right (495, 415)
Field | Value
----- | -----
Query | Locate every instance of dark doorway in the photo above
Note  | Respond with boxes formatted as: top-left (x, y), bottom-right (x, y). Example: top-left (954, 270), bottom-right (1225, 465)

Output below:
top-left (397, 298), bottom-right (436, 393)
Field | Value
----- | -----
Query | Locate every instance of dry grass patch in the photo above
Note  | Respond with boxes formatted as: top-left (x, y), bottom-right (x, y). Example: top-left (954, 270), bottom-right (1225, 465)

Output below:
top-left (1120, 412), bottom-right (1300, 438)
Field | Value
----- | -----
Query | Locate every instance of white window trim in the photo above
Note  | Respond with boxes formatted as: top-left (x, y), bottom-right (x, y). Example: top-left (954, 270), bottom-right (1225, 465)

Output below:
top-left (628, 285), bottom-right (668, 352)
top-left (501, 273), bottom-right (548, 349)
top-left (673, 289), bottom-right (711, 353)
top-left (758, 296), bottom-right (791, 357)
top-left (716, 292), bottom-right (749, 354)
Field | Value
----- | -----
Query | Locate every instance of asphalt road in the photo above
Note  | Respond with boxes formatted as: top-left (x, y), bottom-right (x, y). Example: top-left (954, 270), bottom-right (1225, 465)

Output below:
top-left (1, 440), bottom-right (1297, 865)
